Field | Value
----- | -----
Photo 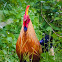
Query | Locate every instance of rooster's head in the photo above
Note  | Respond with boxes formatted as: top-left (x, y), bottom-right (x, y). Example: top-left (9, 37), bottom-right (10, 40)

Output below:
top-left (23, 5), bottom-right (30, 32)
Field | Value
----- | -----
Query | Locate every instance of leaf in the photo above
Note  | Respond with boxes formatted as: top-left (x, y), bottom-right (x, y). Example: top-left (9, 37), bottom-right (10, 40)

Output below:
top-left (54, 17), bottom-right (60, 20)
top-left (7, 37), bottom-right (12, 42)
top-left (3, 49), bottom-right (7, 54)
top-left (46, 27), bottom-right (52, 31)
top-left (44, 6), bottom-right (51, 9)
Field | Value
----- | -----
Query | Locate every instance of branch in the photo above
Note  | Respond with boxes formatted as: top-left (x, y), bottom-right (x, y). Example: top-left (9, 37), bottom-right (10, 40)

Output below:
top-left (41, 2), bottom-right (62, 38)
top-left (41, 13), bottom-right (62, 38)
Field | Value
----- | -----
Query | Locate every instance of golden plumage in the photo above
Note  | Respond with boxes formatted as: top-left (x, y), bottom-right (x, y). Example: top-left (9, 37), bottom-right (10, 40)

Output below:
top-left (16, 5), bottom-right (42, 62)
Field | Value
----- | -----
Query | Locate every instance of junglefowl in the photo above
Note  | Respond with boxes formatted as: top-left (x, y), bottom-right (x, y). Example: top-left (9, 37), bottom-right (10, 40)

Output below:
top-left (16, 5), bottom-right (42, 62)
top-left (39, 35), bottom-right (54, 56)
top-left (39, 35), bottom-right (53, 52)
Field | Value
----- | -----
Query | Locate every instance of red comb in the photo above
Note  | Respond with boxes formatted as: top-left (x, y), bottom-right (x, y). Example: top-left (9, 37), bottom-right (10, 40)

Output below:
top-left (25, 5), bottom-right (30, 15)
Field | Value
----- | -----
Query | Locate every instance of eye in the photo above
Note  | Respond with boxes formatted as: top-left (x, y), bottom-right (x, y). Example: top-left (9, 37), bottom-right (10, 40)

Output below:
top-left (24, 19), bottom-right (26, 21)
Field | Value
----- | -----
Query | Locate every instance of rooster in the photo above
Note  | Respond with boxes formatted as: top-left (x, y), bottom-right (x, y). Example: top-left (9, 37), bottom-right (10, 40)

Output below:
top-left (16, 5), bottom-right (42, 62)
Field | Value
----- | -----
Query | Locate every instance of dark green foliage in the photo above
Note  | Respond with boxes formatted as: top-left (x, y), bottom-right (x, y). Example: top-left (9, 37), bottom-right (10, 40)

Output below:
top-left (0, 0), bottom-right (62, 62)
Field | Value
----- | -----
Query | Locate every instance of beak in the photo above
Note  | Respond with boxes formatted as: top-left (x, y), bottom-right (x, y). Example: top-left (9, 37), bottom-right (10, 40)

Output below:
top-left (25, 5), bottom-right (30, 15)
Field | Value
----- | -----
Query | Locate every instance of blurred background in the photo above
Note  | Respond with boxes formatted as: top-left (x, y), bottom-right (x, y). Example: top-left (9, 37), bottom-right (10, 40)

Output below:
top-left (0, 0), bottom-right (62, 62)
